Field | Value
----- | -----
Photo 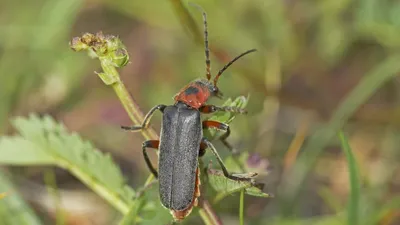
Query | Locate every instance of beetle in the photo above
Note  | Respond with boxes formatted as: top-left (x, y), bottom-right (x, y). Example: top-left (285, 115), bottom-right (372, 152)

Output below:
top-left (121, 8), bottom-right (257, 221)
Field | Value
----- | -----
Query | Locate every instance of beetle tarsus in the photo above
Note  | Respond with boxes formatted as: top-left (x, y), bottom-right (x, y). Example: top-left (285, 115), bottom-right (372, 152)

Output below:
top-left (121, 104), bottom-right (166, 132)
top-left (121, 125), bottom-right (142, 131)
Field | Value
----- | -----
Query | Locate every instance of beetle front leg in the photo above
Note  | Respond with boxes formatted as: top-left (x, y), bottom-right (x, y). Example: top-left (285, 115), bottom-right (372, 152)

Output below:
top-left (201, 138), bottom-right (257, 181)
top-left (202, 120), bottom-right (239, 155)
top-left (142, 140), bottom-right (160, 178)
top-left (121, 104), bottom-right (166, 131)
top-left (199, 104), bottom-right (247, 114)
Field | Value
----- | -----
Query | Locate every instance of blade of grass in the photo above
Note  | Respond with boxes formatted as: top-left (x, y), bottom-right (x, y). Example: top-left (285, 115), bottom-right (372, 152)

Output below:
top-left (278, 54), bottom-right (400, 216)
top-left (338, 131), bottom-right (360, 225)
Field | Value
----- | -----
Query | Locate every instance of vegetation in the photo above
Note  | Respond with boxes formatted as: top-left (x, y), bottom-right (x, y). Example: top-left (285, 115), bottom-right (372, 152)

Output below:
top-left (0, 0), bottom-right (400, 224)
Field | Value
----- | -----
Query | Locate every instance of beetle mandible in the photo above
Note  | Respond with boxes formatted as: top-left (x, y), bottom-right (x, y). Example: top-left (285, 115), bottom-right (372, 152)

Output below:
top-left (122, 7), bottom-right (257, 221)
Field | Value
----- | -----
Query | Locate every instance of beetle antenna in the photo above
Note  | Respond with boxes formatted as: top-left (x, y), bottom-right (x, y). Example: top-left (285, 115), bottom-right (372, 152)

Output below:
top-left (203, 11), bottom-right (211, 81)
top-left (213, 49), bottom-right (257, 86)
top-left (190, 3), bottom-right (211, 81)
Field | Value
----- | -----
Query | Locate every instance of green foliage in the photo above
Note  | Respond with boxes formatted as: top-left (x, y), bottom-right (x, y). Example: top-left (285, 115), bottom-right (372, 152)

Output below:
top-left (0, 0), bottom-right (85, 132)
top-left (338, 132), bottom-right (360, 225)
top-left (279, 54), bottom-right (400, 216)
top-left (0, 114), bottom-right (135, 214)
top-left (208, 168), bottom-right (269, 203)
top-left (0, 171), bottom-right (43, 225)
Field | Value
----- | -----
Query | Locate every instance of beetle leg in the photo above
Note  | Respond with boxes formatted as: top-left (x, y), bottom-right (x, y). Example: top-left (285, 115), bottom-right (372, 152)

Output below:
top-left (199, 104), bottom-right (247, 114)
top-left (201, 138), bottom-right (256, 181)
top-left (121, 104), bottom-right (166, 131)
top-left (142, 140), bottom-right (160, 178)
top-left (202, 120), bottom-right (239, 155)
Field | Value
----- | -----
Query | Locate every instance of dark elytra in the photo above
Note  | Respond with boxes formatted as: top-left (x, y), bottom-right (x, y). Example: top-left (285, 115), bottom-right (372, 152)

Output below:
top-left (158, 102), bottom-right (202, 211)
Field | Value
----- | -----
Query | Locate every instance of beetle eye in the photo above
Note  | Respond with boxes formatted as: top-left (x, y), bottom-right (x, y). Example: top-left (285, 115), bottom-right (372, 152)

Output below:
top-left (211, 86), bottom-right (218, 93)
top-left (211, 86), bottom-right (223, 99)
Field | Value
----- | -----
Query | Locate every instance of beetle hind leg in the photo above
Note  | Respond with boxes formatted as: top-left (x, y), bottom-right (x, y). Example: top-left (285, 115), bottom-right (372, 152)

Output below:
top-left (201, 138), bottom-right (257, 181)
top-left (142, 140), bottom-right (160, 178)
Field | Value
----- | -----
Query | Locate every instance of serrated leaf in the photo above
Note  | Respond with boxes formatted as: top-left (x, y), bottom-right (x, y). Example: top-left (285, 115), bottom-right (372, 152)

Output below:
top-left (0, 137), bottom-right (55, 165)
top-left (0, 114), bottom-right (134, 214)
top-left (207, 168), bottom-right (270, 203)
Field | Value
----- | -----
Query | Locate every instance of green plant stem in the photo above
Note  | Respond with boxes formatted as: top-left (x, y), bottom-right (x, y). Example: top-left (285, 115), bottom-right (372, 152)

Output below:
top-left (240, 189), bottom-right (245, 225)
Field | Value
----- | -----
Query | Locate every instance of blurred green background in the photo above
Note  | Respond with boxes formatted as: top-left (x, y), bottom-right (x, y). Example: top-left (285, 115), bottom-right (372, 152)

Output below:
top-left (1, 0), bottom-right (400, 224)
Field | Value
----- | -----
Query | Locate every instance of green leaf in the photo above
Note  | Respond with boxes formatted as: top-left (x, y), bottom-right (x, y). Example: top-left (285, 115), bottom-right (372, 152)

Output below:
top-left (208, 168), bottom-right (270, 203)
top-left (0, 137), bottom-right (55, 165)
top-left (0, 171), bottom-right (43, 225)
top-left (0, 114), bottom-right (134, 214)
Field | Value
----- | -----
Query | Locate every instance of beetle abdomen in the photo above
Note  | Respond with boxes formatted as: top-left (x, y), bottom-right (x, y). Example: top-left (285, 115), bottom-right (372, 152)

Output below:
top-left (158, 103), bottom-right (202, 211)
